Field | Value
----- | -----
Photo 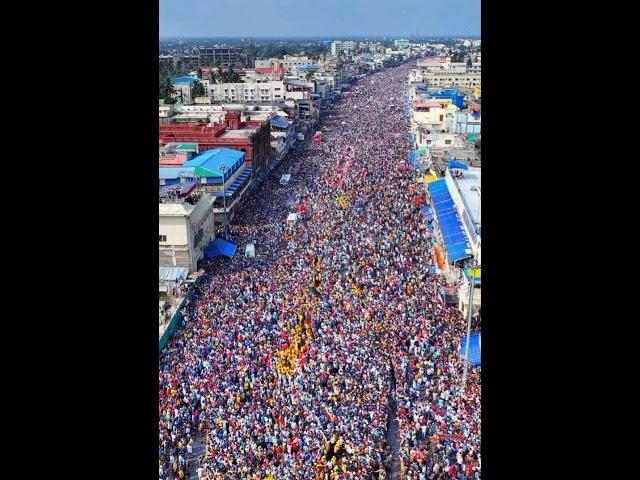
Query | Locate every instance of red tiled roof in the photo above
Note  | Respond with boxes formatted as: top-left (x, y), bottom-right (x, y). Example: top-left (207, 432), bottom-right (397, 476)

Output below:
top-left (255, 66), bottom-right (287, 74)
top-left (159, 155), bottom-right (188, 166)
top-left (413, 101), bottom-right (443, 109)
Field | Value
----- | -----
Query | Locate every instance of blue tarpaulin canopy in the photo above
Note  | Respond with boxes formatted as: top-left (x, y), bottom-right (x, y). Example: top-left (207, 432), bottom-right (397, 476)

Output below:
top-left (448, 160), bottom-right (469, 170)
top-left (271, 116), bottom-right (290, 129)
top-left (459, 332), bottom-right (481, 366)
top-left (428, 179), bottom-right (472, 262)
top-left (205, 239), bottom-right (237, 258)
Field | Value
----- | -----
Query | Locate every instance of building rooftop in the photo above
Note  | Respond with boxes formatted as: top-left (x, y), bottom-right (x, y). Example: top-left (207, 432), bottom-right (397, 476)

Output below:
top-left (183, 147), bottom-right (245, 172)
top-left (452, 167), bottom-right (481, 227)
top-left (172, 76), bottom-right (199, 85)
top-left (219, 126), bottom-right (257, 138)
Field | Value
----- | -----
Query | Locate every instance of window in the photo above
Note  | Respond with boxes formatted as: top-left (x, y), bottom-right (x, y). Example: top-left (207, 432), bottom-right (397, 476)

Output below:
top-left (159, 235), bottom-right (167, 242)
top-left (445, 139), bottom-right (452, 145)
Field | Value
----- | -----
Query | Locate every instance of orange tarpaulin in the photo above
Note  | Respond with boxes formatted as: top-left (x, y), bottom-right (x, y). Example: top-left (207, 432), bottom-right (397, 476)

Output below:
top-left (434, 244), bottom-right (446, 270)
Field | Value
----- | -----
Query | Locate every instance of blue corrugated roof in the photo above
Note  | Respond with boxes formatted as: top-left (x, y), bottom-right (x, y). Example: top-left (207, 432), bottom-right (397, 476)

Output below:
top-left (428, 179), bottom-right (472, 262)
top-left (172, 76), bottom-right (199, 85)
top-left (159, 167), bottom-right (196, 180)
top-left (271, 116), bottom-right (290, 129)
top-left (296, 65), bottom-right (320, 71)
top-left (183, 148), bottom-right (244, 174)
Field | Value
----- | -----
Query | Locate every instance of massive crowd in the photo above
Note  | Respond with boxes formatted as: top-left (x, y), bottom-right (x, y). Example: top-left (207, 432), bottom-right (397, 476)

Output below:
top-left (159, 63), bottom-right (481, 480)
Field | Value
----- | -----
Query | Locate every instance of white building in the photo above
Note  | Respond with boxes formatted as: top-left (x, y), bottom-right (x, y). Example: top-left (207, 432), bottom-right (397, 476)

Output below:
top-left (443, 167), bottom-right (481, 316)
top-left (417, 71), bottom-right (481, 88)
top-left (255, 55), bottom-right (314, 70)
top-left (411, 100), bottom-right (459, 130)
top-left (203, 81), bottom-right (285, 103)
top-left (331, 40), bottom-right (356, 57)
top-left (159, 193), bottom-right (216, 273)
top-left (159, 104), bottom-right (175, 119)
top-left (444, 166), bottom-right (481, 264)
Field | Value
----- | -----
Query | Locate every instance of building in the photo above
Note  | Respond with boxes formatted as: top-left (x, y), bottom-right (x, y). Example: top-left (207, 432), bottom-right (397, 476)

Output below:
top-left (159, 55), bottom-right (175, 69)
top-left (454, 111), bottom-right (481, 134)
top-left (171, 76), bottom-right (200, 104)
top-left (203, 80), bottom-right (285, 103)
top-left (443, 166), bottom-right (481, 316)
top-left (159, 181), bottom-right (217, 273)
top-left (331, 40), bottom-right (356, 57)
top-left (159, 148), bottom-right (253, 263)
top-left (270, 114), bottom-right (294, 166)
top-left (419, 71), bottom-right (481, 88)
top-left (411, 100), bottom-right (459, 130)
top-left (394, 39), bottom-right (410, 49)
top-left (198, 47), bottom-right (246, 68)
top-left (424, 165), bottom-right (480, 295)
top-left (256, 55), bottom-right (314, 70)
top-left (159, 112), bottom-right (271, 177)
top-left (159, 103), bottom-right (175, 121)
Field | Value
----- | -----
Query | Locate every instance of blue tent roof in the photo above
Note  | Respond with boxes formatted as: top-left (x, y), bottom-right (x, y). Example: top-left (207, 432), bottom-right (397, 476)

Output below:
top-left (428, 179), bottom-right (472, 262)
top-left (448, 160), bottom-right (469, 170)
top-left (172, 76), bottom-right (199, 85)
top-left (205, 239), bottom-right (237, 258)
top-left (459, 332), bottom-right (481, 366)
top-left (271, 116), bottom-right (290, 129)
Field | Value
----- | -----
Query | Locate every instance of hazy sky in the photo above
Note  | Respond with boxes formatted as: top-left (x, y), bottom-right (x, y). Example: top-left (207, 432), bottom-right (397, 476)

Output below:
top-left (160, 0), bottom-right (480, 38)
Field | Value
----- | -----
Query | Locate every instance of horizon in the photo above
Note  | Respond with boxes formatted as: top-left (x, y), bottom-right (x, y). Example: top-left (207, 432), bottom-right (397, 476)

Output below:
top-left (160, 0), bottom-right (480, 38)
top-left (159, 35), bottom-right (480, 40)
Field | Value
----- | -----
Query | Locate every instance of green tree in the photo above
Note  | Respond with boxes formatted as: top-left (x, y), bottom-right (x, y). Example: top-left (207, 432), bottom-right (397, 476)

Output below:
top-left (227, 66), bottom-right (241, 83)
top-left (197, 68), bottom-right (203, 79)
top-left (159, 77), bottom-right (175, 100)
top-left (466, 57), bottom-right (473, 68)
top-left (192, 81), bottom-right (206, 98)
top-left (216, 67), bottom-right (225, 84)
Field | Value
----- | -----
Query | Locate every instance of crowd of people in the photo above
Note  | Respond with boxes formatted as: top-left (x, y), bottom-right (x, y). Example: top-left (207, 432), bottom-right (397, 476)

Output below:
top-left (159, 62), bottom-right (481, 480)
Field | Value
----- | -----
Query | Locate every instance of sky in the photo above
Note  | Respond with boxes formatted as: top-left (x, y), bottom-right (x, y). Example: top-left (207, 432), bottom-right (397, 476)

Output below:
top-left (160, 0), bottom-right (480, 38)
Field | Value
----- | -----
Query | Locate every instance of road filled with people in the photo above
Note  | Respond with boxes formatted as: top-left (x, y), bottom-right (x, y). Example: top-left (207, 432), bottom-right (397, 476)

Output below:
top-left (159, 63), bottom-right (481, 480)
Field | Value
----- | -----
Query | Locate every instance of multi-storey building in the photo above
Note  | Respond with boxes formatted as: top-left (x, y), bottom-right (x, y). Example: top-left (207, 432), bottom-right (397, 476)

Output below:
top-left (198, 47), bottom-right (246, 68)
top-left (202, 81), bottom-right (286, 103)
top-left (159, 112), bottom-right (271, 177)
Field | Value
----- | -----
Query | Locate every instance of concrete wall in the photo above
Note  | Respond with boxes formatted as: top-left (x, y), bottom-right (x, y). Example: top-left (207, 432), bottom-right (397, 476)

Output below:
top-left (159, 216), bottom-right (189, 246)
top-left (207, 81), bottom-right (285, 102)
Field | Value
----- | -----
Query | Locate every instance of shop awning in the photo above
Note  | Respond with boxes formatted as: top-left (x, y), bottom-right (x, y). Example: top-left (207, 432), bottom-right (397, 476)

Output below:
top-left (271, 116), bottom-right (290, 129)
top-left (459, 332), bottom-right (481, 366)
top-left (159, 266), bottom-right (189, 282)
top-left (424, 174), bottom-right (438, 184)
top-left (428, 179), bottom-right (472, 262)
top-left (448, 160), bottom-right (469, 170)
